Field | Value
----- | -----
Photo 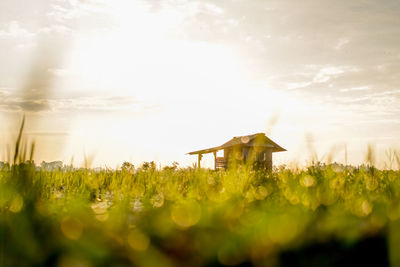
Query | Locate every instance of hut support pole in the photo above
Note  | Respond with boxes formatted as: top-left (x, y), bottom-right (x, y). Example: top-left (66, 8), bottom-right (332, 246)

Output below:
top-left (198, 154), bottom-right (202, 169)
top-left (213, 151), bottom-right (217, 170)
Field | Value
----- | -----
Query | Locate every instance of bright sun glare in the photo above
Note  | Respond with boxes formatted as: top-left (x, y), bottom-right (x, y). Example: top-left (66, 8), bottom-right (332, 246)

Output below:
top-left (58, 1), bottom-right (269, 167)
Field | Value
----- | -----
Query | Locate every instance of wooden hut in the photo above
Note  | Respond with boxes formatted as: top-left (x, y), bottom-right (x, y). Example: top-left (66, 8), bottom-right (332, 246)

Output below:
top-left (188, 133), bottom-right (286, 170)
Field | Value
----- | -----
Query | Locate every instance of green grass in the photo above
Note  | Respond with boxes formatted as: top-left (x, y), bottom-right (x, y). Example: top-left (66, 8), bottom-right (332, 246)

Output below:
top-left (1, 160), bottom-right (400, 266)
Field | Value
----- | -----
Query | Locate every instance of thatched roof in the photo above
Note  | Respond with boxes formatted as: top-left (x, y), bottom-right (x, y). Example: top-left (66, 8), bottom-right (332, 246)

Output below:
top-left (188, 133), bottom-right (286, 155)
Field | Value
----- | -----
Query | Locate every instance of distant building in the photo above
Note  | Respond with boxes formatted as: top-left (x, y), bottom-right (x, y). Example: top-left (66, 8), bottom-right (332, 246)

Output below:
top-left (40, 161), bottom-right (63, 171)
top-left (188, 133), bottom-right (286, 170)
top-left (0, 161), bottom-right (7, 169)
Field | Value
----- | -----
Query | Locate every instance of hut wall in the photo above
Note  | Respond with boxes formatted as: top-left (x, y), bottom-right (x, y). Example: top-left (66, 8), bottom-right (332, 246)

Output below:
top-left (264, 149), bottom-right (272, 169)
top-left (224, 148), bottom-right (230, 160)
top-left (223, 147), bottom-right (273, 169)
top-left (242, 147), bottom-right (250, 162)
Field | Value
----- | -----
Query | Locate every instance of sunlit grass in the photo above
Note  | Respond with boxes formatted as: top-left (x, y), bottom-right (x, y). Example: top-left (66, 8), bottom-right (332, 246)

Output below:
top-left (1, 143), bottom-right (400, 266)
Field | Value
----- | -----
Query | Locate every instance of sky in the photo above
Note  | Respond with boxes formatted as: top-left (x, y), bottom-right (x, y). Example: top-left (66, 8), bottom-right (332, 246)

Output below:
top-left (0, 0), bottom-right (400, 168)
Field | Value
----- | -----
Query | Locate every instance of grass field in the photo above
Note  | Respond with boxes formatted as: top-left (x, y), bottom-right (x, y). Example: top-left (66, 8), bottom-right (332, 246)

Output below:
top-left (1, 150), bottom-right (400, 266)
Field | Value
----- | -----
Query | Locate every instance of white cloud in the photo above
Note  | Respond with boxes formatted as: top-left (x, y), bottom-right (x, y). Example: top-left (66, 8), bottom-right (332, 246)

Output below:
top-left (39, 25), bottom-right (72, 34)
top-left (0, 89), bottom-right (158, 114)
top-left (334, 38), bottom-right (350, 50)
top-left (340, 86), bottom-right (370, 93)
top-left (47, 68), bottom-right (72, 77)
top-left (0, 21), bottom-right (35, 39)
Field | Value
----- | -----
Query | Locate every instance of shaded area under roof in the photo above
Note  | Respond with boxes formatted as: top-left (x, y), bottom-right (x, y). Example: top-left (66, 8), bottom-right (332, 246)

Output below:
top-left (188, 133), bottom-right (286, 155)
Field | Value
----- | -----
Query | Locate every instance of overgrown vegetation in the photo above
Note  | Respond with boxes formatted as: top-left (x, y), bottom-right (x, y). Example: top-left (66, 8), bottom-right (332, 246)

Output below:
top-left (2, 155), bottom-right (400, 266)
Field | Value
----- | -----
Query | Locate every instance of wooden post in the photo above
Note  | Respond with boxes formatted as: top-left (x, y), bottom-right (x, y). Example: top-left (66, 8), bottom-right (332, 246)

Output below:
top-left (213, 151), bottom-right (217, 170)
top-left (198, 154), bottom-right (202, 169)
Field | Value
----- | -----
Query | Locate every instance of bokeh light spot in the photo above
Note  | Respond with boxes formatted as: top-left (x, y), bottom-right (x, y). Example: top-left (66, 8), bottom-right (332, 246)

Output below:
top-left (362, 200), bottom-right (373, 216)
top-left (171, 200), bottom-right (201, 228)
top-left (301, 175), bottom-right (316, 187)
top-left (267, 214), bottom-right (298, 244)
top-left (127, 229), bottom-right (150, 251)
top-left (9, 194), bottom-right (24, 213)
top-left (61, 217), bottom-right (83, 240)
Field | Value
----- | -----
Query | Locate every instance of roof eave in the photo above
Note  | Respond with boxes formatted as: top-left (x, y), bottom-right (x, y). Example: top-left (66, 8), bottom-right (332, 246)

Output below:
top-left (187, 146), bottom-right (222, 155)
